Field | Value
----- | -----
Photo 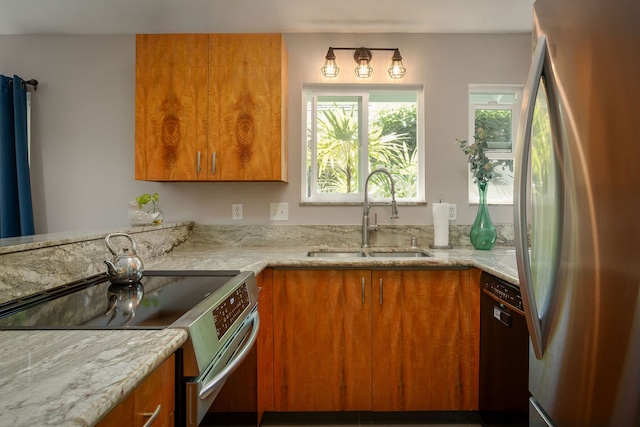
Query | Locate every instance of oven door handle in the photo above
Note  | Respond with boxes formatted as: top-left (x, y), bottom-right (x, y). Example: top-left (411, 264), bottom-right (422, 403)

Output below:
top-left (199, 310), bottom-right (260, 400)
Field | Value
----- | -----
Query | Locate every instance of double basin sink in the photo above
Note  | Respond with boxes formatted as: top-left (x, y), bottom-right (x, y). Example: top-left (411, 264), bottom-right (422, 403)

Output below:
top-left (308, 250), bottom-right (432, 258)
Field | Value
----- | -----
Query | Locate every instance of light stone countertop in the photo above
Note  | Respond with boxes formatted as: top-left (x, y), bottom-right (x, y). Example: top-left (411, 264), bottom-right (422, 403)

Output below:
top-left (0, 329), bottom-right (187, 427)
top-left (145, 244), bottom-right (520, 286)
top-left (0, 239), bottom-right (519, 427)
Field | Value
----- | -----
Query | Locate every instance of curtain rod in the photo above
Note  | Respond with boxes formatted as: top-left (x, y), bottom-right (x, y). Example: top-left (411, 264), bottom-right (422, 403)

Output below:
top-left (8, 78), bottom-right (39, 91)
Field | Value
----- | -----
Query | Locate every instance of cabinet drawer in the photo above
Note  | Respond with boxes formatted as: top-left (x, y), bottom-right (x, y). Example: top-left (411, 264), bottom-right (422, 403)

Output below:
top-left (98, 354), bottom-right (175, 427)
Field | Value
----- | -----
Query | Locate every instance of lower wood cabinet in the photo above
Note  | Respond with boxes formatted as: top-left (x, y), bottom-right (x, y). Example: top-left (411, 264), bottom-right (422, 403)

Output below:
top-left (273, 269), bottom-right (372, 411)
top-left (97, 353), bottom-right (175, 427)
top-left (371, 270), bottom-right (479, 411)
top-left (271, 269), bottom-right (479, 413)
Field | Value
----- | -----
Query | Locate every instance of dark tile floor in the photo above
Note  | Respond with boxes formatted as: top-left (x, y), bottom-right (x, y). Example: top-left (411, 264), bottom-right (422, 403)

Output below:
top-left (261, 412), bottom-right (481, 426)
top-left (201, 411), bottom-right (493, 427)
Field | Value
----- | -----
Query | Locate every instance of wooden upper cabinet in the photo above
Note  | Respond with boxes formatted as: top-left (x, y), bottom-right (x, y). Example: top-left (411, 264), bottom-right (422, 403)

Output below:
top-left (135, 33), bottom-right (288, 182)
top-left (209, 34), bottom-right (288, 181)
top-left (135, 34), bottom-right (208, 181)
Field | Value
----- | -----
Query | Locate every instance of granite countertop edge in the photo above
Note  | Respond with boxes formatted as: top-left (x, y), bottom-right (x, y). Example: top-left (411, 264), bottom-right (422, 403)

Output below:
top-left (0, 328), bottom-right (187, 427)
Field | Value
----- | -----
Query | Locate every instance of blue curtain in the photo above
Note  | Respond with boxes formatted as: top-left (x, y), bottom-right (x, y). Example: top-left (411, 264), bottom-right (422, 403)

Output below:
top-left (0, 75), bottom-right (34, 238)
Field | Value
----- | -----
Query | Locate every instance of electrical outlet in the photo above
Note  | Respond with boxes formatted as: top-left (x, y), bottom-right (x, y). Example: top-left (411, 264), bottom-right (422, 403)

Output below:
top-left (270, 202), bottom-right (289, 221)
top-left (448, 204), bottom-right (457, 221)
top-left (232, 204), bottom-right (243, 220)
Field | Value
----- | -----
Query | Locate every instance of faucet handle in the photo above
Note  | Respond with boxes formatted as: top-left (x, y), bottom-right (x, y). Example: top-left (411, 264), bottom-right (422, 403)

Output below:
top-left (367, 213), bottom-right (378, 232)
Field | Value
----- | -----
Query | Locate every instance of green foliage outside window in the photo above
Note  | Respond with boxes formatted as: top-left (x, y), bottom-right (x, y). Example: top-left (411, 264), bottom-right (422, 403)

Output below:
top-left (313, 103), bottom-right (418, 199)
top-left (474, 109), bottom-right (512, 149)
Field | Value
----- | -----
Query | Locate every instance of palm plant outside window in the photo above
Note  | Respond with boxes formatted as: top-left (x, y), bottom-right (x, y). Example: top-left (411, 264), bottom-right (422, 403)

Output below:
top-left (304, 86), bottom-right (423, 204)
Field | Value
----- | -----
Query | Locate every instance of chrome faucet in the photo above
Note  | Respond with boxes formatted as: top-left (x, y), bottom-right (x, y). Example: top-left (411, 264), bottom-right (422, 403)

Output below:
top-left (362, 168), bottom-right (399, 248)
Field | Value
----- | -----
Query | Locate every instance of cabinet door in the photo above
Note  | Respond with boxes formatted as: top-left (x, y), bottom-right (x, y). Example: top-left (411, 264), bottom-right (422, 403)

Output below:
top-left (98, 353), bottom-right (175, 427)
top-left (209, 34), bottom-right (288, 181)
top-left (134, 353), bottom-right (175, 427)
top-left (135, 34), bottom-right (209, 181)
top-left (273, 269), bottom-right (371, 411)
top-left (372, 270), bottom-right (478, 411)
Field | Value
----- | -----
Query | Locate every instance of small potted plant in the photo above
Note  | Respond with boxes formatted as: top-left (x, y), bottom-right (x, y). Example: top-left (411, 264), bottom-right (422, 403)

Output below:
top-left (128, 192), bottom-right (164, 226)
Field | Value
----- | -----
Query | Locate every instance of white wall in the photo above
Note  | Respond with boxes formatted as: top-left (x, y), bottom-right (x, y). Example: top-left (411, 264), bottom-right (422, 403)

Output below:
top-left (0, 32), bottom-right (531, 234)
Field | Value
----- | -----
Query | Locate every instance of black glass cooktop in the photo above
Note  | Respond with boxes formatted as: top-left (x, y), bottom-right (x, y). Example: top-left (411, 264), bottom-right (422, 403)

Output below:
top-left (0, 270), bottom-right (241, 329)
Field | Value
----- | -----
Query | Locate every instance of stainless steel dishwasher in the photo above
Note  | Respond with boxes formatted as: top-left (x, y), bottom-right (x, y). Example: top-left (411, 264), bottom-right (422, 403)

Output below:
top-left (479, 271), bottom-right (529, 426)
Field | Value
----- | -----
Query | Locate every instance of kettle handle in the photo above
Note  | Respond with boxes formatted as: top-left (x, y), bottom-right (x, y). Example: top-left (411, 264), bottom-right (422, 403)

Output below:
top-left (105, 233), bottom-right (138, 256)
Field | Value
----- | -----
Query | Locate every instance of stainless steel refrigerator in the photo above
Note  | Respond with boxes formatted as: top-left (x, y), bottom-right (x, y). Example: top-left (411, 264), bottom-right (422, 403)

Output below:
top-left (514, 0), bottom-right (640, 425)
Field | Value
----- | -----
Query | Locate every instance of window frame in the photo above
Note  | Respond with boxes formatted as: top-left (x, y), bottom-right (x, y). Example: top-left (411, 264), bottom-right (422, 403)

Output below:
top-left (467, 84), bottom-right (524, 205)
top-left (302, 84), bottom-right (425, 205)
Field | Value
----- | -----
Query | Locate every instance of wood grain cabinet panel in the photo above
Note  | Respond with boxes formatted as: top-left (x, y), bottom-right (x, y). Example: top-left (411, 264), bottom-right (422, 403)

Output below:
top-left (97, 353), bottom-right (175, 427)
top-left (209, 34), bottom-right (288, 181)
top-left (372, 270), bottom-right (479, 411)
top-left (135, 34), bottom-right (208, 181)
top-left (271, 269), bottom-right (479, 413)
top-left (273, 269), bottom-right (372, 411)
top-left (135, 33), bottom-right (288, 182)
top-left (256, 268), bottom-right (275, 419)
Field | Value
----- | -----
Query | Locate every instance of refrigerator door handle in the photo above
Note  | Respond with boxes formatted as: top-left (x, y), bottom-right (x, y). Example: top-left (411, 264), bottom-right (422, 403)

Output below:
top-left (514, 35), bottom-right (547, 360)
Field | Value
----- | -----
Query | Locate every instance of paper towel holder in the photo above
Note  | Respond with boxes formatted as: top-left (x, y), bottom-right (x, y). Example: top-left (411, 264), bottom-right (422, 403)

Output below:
top-left (430, 194), bottom-right (453, 249)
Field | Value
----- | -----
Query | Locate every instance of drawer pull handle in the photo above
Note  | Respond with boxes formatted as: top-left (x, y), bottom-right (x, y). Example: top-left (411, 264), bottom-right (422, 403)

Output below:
top-left (142, 404), bottom-right (162, 427)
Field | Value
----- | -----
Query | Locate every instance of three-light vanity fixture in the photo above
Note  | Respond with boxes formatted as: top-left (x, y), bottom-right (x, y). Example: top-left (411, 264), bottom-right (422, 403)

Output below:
top-left (321, 47), bottom-right (407, 79)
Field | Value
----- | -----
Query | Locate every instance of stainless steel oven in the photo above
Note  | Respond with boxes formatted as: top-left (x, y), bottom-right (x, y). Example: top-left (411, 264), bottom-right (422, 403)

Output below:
top-left (0, 269), bottom-right (260, 427)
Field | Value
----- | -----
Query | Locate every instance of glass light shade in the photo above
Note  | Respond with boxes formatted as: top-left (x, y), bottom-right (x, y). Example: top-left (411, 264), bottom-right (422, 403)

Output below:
top-left (388, 49), bottom-right (406, 79)
top-left (355, 60), bottom-right (373, 78)
top-left (353, 48), bottom-right (373, 78)
top-left (388, 59), bottom-right (406, 78)
top-left (321, 47), bottom-right (340, 78)
top-left (321, 59), bottom-right (340, 78)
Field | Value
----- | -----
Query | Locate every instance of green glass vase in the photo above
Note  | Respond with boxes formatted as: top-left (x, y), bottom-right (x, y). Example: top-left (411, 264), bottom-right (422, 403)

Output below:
top-left (470, 181), bottom-right (497, 250)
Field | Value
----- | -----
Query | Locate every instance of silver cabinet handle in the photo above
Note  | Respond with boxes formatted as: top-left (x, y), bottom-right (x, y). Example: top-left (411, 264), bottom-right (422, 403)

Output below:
top-left (197, 151), bottom-right (201, 175)
top-left (379, 278), bottom-right (383, 305)
top-left (142, 404), bottom-right (162, 427)
top-left (199, 311), bottom-right (260, 400)
top-left (361, 277), bottom-right (365, 304)
top-left (514, 35), bottom-right (548, 360)
top-left (212, 151), bottom-right (217, 174)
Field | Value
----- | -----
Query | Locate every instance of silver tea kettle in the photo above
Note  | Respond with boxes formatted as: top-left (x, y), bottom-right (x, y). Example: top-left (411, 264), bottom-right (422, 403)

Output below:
top-left (104, 232), bottom-right (144, 284)
top-left (105, 282), bottom-right (144, 326)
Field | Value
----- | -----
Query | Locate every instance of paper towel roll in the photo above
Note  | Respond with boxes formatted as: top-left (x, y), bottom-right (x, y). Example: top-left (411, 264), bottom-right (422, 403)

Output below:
top-left (433, 202), bottom-right (450, 247)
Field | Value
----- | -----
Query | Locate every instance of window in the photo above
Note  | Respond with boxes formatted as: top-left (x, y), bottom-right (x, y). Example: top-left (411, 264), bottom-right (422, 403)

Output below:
top-left (468, 85), bottom-right (523, 205)
top-left (303, 85), bottom-right (424, 204)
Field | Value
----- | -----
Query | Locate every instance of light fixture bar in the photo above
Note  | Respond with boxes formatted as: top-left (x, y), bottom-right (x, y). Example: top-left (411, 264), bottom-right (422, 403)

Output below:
top-left (321, 47), bottom-right (407, 79)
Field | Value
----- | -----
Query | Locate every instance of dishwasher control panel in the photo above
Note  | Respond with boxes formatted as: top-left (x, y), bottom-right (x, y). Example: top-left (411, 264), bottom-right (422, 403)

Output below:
top-left (480, 271), bottom-right (524, 314)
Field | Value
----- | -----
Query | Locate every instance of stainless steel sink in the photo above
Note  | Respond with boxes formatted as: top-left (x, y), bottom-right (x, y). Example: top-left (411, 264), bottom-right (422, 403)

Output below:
top-left (368, 251), bottom-right (431, 258)
top-left (307, 251), bottom-right (431, 258)
top-left (307, 251), bottom-right (367, 258)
